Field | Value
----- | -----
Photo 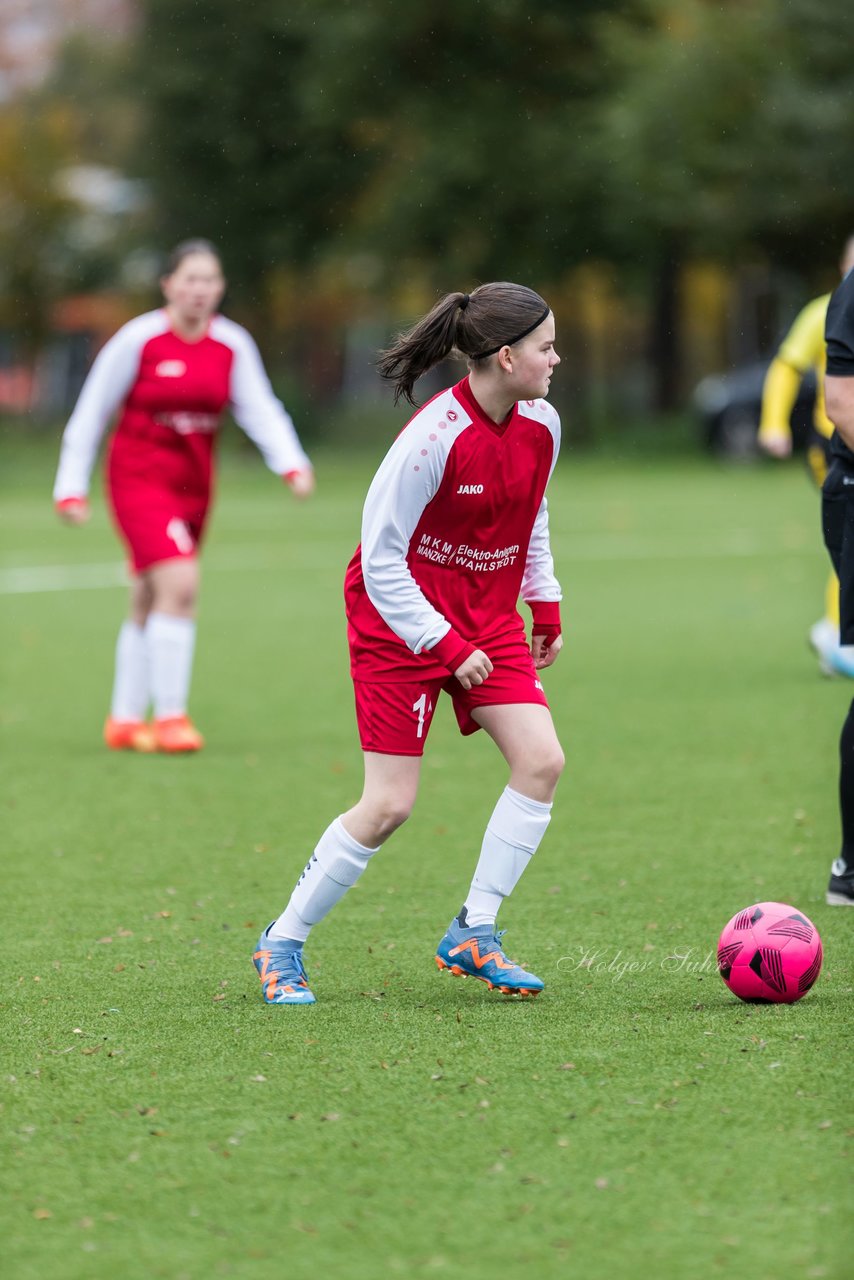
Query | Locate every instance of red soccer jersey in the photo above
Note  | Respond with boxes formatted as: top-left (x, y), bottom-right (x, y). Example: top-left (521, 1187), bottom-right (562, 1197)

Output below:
top-left (345, 376), bottom-right (562, 681)
top-left (53, 310), bottom-right (310, 504)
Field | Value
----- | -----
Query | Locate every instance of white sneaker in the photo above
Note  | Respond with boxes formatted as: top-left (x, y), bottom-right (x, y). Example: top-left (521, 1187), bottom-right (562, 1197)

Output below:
top-left (808, 618), bottom-right (854, 678)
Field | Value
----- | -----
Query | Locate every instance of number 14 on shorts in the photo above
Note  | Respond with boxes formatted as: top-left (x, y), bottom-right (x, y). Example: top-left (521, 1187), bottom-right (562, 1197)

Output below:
top-left (412, 692), bottom-right (434, 739)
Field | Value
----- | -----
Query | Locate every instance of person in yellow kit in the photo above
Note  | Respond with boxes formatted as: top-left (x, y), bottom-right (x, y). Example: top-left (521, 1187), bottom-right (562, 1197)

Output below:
top-left (759, 235), bottom-right (854, 677)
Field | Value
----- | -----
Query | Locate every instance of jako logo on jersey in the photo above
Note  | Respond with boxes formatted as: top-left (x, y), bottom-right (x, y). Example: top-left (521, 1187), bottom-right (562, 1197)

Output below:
top-left (457, 484), bottom-right (484, 494)
top-left (447, 408), bottom-right (458, 421)
top-left (155, 360), bottom-right (187, 378)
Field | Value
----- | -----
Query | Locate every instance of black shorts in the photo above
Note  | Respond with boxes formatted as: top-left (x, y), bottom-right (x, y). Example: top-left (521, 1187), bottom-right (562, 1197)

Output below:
top-left (822, 459), bottom-right (854, 642)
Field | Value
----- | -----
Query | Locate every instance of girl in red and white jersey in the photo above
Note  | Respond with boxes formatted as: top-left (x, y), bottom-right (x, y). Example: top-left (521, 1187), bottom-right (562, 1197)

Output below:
top-left (254, 282), bottom-right (564, 1005)
top-left (53, 240), bottom-right (314, 752)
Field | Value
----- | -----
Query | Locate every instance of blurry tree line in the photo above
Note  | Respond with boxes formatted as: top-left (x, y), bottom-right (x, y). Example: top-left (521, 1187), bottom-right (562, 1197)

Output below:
top-left (3, 0), bottom-right (854, 424)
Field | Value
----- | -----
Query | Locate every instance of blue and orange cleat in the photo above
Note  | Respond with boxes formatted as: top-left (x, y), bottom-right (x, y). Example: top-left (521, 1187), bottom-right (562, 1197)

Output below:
top-left (253, 927), bottom-right (316, 1005)
top-left (435, 909), bottom-right (544, 997)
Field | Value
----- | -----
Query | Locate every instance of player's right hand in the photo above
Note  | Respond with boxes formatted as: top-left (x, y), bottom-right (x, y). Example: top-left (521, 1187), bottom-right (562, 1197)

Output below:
top-left (454, 649), bottom-right (493, 690)
top-left (758, 428), bottom-right (793, 459)
top-left (55, 497), bottom-right (90, 525)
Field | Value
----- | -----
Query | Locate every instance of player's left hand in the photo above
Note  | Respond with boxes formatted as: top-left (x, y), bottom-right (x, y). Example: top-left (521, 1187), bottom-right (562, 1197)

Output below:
top-left (283, 469), bottom-right (315, 499)
top-left (55, 496), bottom-right (91, 525)
top-left (531, 632), bottom-right (563, 669)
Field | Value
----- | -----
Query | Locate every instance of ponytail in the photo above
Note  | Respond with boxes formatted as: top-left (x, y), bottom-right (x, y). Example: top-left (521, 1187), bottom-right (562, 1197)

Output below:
top-left (377, 292), bottom-right (469, 407)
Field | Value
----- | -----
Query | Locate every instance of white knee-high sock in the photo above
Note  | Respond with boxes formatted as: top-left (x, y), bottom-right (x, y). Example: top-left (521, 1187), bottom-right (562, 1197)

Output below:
top-left (110, 621), bottom-right (150, 721)
top-left (463, 786), bottom-right (553, 928)
top-left (267, 818), bottom-right (380, 943)
top-left (147, 612), bottom-right (196, 718)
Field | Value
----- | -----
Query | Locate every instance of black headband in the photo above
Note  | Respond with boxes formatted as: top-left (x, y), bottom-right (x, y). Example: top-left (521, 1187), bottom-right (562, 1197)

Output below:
top-left (473, 304), bottom-right (550, 358)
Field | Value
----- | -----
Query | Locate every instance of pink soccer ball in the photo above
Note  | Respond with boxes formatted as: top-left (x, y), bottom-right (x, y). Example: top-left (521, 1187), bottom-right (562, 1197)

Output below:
top-left (716, 901), bottom-right (822, 1004)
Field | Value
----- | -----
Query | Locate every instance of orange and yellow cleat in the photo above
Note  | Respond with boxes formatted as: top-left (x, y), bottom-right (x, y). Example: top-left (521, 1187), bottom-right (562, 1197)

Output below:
top-left (104, 717), bottom-right (157, 753)
top-left (152, 714), bottom-right (204, 753)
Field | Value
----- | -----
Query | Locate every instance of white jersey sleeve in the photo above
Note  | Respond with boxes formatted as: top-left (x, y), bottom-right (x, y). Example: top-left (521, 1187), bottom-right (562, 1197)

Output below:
top-left (519, 401), bottom-right (562, 603)
top-left (361, 392), bottom-right (471, 654)
top-left (520, 496), bottom-right (562, 602)
top-left (212, 317), bottom-right (311, 476)
top-left (52, 311), bottom-right (165, 500)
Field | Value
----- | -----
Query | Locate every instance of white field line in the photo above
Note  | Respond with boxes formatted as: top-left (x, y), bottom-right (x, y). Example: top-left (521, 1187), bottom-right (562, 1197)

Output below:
top-left (552, 535), bottom-right (817, 562)
top-left (0, 562), bottom-right (129, 594)
top-left (0, 537), bottom-right (821, 595)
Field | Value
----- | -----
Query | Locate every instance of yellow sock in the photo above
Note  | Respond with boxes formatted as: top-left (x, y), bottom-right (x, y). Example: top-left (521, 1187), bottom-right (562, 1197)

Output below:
top-left (826, 572), bottom-right (840, 629)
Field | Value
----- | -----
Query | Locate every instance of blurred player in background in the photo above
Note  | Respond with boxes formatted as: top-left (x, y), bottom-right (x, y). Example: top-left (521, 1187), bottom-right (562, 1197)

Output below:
top-left (758, 236), bottom-right (854, 677)
top-left (53, 239), bottom-right (314, 753)
top-left (253, 282), bottom-right (564, 1004)
top-left (820, 261), bottom-right (854, 905)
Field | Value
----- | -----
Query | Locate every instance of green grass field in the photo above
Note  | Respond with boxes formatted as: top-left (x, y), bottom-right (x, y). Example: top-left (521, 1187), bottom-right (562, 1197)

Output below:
top-left (2, 430), bottom-right (851, 1280)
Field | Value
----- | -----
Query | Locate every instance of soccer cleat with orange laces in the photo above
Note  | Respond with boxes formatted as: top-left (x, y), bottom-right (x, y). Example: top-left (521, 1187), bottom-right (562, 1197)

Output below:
top-left (435, 908), bottom-right (544, 996)
top-left (152, 714), bottom-right (204, 753)
top-left (253, 927), bottom-right (316, 1004)
top-left (104, 717), bottom-right (156, 752)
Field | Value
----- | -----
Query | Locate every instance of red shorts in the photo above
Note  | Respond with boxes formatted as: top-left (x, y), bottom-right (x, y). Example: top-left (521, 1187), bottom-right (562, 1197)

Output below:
top-left (353, 643), bottom-right (550, 756)
top-left (108, 487), bottom-right (210, 574)
top-left (106, 434), bottom-right (212, 574)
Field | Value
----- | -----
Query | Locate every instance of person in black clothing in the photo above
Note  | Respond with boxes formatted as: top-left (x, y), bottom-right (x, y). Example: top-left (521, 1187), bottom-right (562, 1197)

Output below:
top-left (821, 265), bottom-right (854, 904)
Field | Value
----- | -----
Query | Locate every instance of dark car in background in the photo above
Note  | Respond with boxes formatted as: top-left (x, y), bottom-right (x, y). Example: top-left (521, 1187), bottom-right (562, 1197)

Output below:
top-left (693, 361), bottom-right (817, 458)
